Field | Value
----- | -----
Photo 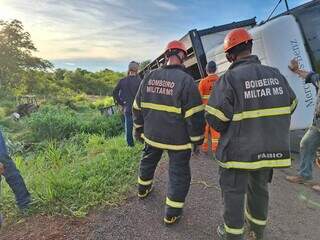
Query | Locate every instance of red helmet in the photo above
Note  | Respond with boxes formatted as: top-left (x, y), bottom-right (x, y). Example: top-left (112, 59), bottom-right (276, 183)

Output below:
top-left (165, 40), bottom-right (187, 55)
top-left (224, 28), bottom-right (253, 52)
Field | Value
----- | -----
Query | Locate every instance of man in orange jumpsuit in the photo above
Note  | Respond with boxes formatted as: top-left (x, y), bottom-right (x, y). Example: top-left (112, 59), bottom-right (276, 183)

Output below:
top-left (198, 61), bottom-right (220, 153)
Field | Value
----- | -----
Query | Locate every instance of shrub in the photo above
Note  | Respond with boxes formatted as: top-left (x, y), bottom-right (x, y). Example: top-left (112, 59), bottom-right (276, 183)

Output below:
top-left (81, 114), bottom-right (123, 137)
top-left (72, 93), bottom-right (88, 102)
top-left (25, 104), bottom-right (123, 141)
top-left (25, 105), bottom-right (79, 140)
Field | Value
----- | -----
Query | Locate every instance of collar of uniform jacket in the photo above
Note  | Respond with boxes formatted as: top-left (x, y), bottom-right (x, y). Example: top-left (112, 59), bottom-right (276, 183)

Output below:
top-left (162, 64), bottom-right (186, 71)
top-left (228, 55), bottom-right (261, 70)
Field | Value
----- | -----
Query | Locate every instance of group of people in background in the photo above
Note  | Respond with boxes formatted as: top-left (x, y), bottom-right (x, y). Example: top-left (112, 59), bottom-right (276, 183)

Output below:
top-left (113, 27), bottom-right (320, 240)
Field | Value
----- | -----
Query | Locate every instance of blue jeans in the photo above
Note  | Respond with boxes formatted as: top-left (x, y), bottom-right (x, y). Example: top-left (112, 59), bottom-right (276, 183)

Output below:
top-left (0, 130), bottom-right (30, 209)
top-left (125, 113), bottom-right (134, 147)
top-left (299, 126), bottom-right (320, 179)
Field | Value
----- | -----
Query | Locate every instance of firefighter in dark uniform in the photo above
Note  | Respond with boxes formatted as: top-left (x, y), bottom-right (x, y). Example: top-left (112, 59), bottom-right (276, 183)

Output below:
top-left (205, 28), bottom-right (297, 240)
top-left (133, 40), bottom-right (205, 225)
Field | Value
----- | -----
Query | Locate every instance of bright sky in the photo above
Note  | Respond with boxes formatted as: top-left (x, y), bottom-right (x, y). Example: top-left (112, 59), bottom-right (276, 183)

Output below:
top-left (0, 0), bottom-right (311, 71)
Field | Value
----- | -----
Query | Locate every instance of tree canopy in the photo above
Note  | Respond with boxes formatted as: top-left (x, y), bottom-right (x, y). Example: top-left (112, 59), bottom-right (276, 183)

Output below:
top-left (0, 19), bottom-right (125, 98)
top-left (0, 20), bottom-right (52, 87)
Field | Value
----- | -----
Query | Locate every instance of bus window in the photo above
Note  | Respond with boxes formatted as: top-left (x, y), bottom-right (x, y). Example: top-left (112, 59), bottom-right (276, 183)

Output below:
top-left (294, 4), bottom-right (320, 72)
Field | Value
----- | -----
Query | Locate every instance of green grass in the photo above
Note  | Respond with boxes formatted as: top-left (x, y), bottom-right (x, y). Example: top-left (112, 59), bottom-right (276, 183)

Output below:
top-left (0, 97), bottom-right (141, 224)
top-left (0, 134), bottom-right (142, 220)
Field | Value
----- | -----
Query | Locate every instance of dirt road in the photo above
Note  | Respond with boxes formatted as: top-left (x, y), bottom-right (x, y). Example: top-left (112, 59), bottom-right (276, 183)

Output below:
top-left (1, 153), bottom-right (320, 240)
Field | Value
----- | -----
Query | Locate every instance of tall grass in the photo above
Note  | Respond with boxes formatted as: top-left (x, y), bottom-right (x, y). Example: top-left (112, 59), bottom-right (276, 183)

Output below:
top-left (0, 99), bottom-right (140, 223)
top-left (0, 134), bottom-right (142, 219)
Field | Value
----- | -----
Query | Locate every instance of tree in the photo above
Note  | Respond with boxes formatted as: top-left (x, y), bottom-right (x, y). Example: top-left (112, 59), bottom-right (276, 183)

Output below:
top-left (139, 60), bottom-right (151, 71)
top-left (0, 19), bottom-right (52, 88)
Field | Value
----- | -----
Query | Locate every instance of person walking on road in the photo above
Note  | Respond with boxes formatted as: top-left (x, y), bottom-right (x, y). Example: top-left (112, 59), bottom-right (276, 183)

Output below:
top-left (286, 58), bottom-right (320, 192)
top-left (198, 61), bottom-right (220, 154)
top-left (205, 28), bottom-right (297, 240)
top-left (0, 129), bottom-right (31, 228)
top-left (113, 61), bottom-right (141, 147)
top-left (133, 40), bottom-right (205, 225)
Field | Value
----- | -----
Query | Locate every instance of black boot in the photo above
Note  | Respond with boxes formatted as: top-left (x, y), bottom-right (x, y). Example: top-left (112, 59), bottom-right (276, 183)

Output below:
top-left (138, 184), bottom-right (153, 199)
top-left (164, 206), bottom-right (182, 226)
top-left (248, 224), bottom-right (264, 240)
top-left (217, 224), bottom-right (244, 240)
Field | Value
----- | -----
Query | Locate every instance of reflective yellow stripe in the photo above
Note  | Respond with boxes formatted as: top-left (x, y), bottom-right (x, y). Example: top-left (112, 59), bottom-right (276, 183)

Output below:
top-left (232, 106), bottom-right (290, 121)
top-left (134, 123), bottom-right (143, 128)
top-left (218, 159), bottom-right (291, 170)
top-left (166, 197), bottom-right (184, 208)
top-left (185, 105), bottom-right (205, 118)
top-left (202, 95), bottom-right (210, 100)
top-left (141, 134), bottom-right (192, 150)
top-left (190, 135), bottom-right (204, 142)
top-left (245, 209), bottom-right (267, 226)
top-left (133, 100), bottom-right (141, 110)
top-left (138, 177), bottom-right (153, 186)
top-left (141, 102), bottom-right (181, 114)
top-left (224, 224), bottom-right (244, 235)
top-left (291, 98), bottom-right (298, 112)
top-left (205, 105), bottom-right (230, 122)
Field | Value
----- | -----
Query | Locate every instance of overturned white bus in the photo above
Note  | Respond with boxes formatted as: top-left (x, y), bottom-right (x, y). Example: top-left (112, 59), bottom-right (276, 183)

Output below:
top-left (140, 0), bottom-right (320, 150)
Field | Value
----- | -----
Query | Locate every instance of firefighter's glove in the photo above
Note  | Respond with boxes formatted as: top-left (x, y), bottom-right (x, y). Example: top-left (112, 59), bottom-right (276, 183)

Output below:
top-left (0, 163), bottom-right (4, 175)
top-left (134, 128), bottom-right (144, 143)
top-left (288, 58), bottom-right (299, 73)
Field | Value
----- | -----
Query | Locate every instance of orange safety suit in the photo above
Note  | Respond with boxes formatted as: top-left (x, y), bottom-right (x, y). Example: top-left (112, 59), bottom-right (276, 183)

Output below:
top-left (198, 74), bottom-right (220, 152)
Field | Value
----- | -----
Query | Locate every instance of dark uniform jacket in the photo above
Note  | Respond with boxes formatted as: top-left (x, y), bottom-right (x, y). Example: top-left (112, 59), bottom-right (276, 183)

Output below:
top-left (113, 75), bottom-right (141, 115)
top-left (133, 65), bottom-right (205, 150)
top-left (205, 55), bottom-right (297, 170)
top-left (305, 72), bottom-right (320, 128)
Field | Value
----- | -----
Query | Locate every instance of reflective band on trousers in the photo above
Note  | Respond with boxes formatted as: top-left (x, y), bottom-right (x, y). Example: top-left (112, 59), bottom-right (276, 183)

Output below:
top-left (134, 123), bottom-right (143, 128)
top-left (190, 135), bottom-right (204, 142)
top-left (224, 224), bottom-right (244, 235)
top-left (291, 98), bottom-right (298, 112)
top-left (205, 105), bottom-right (230, 122)
top-left (232, 106), bottom-right (291, 121)
top-left (245, 209), bottom-right (267, 226)
top-left (138, 177), bottom-right (153, 186)
top-left (218, 159), bottom-right (291, 170)
top-left (202, 95), bottom-right (210, 100)
top-left (141, 102), bottom-right (181, 114)
top-left (166, 197), bottom-right (184, 208)
top-left (141, 134), bottom-right (192, 150)
top-left (185, 105), bottom-right (205, 118)
top-left (133, 100), bottom-right (141, 110)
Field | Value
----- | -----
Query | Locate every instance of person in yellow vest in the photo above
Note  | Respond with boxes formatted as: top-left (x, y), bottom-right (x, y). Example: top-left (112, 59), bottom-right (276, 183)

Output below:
top-left (198, 61), bottom-right (220, 153)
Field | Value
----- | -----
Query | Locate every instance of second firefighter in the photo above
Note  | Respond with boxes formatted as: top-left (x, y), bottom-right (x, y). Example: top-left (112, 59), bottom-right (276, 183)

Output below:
top-left (133, 40), bottom-right (205, 225)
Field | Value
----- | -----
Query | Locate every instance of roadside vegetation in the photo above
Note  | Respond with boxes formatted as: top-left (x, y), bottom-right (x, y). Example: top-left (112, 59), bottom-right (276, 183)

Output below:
top-left (0, 19), bottom-right (143, 223)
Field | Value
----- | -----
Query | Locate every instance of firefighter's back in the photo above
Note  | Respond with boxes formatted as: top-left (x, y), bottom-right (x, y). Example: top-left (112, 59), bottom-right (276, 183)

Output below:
top-left (215, 56), bottom-right (297, 168)
top-left (138, 65), bottom-right (195, 149)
